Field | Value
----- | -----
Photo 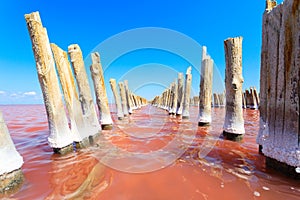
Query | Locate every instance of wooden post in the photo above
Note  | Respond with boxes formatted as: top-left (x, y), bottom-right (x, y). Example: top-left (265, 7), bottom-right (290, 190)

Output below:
top-left (0, 111), bottom-right (24, 194)
top-left (124, 80), bottom-right (133, 114)
top-left (213, 93), bottom-right (220, 107)
top-left (88, 52), bottom-right (113, 130)
top-left (25, 11), bottom-right (73, 152)
top-left (223, 37), bottom-right (245, 141)
top-left (242, 92), bottom-right (247, 109)
top-left (219, 92), bottom-right (226, 107)
top-left (253, 87), bottom-right (260, 107)
top-left (250, 87), bottom-right (258, 109)
top-left (257, 0), bottom-right (300, 178)
top-left (169, 82), bottom-right (177, 115)
top-left (245, 89), bottom-right (252, 108)
top-left (182, 67), bottom-right (192, 119)
top-left (68, 46), bottom-right (102, 135)
top-left (119, 82), bottom-right (129, 116)
top-left (51, 43), bottom-right (92, 147)
top-left (109, 79), bottom-right (124, 120)
top-left (176, 73), bottom-right (184, 115)
top-left (198, 58), bottom-right (214, 126)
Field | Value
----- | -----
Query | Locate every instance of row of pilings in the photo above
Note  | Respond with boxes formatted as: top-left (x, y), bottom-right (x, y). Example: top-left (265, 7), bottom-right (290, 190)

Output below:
top-left (0, 0), bottom-right (298, 194)
top-left (152, 39), bottom-right (251, 140)
top-left (0, 11), bottom-right (149, 194)
top-left (190, 87), bottom-right (260, 109)
top-left (25, 11), bottom-right (147, 153)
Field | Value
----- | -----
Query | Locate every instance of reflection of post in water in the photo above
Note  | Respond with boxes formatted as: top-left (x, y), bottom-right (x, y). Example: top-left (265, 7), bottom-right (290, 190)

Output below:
top-left (46, 154), bottom-right (108, 199)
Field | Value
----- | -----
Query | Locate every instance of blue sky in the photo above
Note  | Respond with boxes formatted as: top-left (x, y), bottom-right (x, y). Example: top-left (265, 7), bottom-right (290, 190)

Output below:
top-left (0, 0), bottom-right (284, 104)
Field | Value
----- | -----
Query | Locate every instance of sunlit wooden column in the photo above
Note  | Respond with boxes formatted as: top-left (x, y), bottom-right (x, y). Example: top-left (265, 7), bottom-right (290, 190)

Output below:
top-left (109, 79), bottom-right (124, 120)
top-left (124, 80), bottom-right (133, 114)
top-left (169, 82), bottom-right (177, 115)
top-left (198, 58), bottom-right (213, 126)
top-left (182, 67), bottom-right (192, 119)
top-left (176, 73), bottom-right (184, 115)
top-left (223, 37), bottom-right (245, 141)
top-left (119, 82), bottom-right (129, 116)
top-left (257, 0), bottom-right (300, 177)
top-left (88, 52), bottom-right (113, 130)
top-left (0, 111), bottom-right (24, 193)
top-left (25, 11), bottom-right (73, 152)
top-left (68, 47), bottom-right (102, 135)
top-left (51, 43), bottom-right (91, 147)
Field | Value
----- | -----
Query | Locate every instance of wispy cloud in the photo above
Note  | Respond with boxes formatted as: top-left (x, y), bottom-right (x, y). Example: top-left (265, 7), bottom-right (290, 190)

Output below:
top-left (0, 91), bottom-right (6, 95)
top-left (23, 91), bottom-right (37, 96)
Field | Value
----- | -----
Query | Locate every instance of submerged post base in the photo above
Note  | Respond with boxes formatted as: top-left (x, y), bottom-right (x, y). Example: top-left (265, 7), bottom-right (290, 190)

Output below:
top-left (74, 137), bottom-right (90, 149)
top-left (0, 169), bottom-right (24, 195)
top-left (266, 157), bottom-right (300, 179)
top-left (223, 131), bottom-right (244, 142)
top-left (102, 124), bottom-right (113, 130)
top-left (53, 144), bottom-right (74, 154)
top-left (258, 145), bottom-right (263, 154)
top-left (198, 122), bottom-right (210, 126)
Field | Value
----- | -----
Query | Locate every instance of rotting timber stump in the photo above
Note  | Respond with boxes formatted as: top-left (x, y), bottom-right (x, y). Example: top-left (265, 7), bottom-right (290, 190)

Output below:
top-left (223, 36), bottom-right (245, 141)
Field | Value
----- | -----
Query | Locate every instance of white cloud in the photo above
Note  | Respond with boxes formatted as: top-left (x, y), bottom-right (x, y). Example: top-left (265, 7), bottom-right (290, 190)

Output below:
top-left (23, 91), bottom-right (37, 96)
top-left (0, 91), bottom-right (6, 95)
top-left (10, 93), bottom-right (18, 97)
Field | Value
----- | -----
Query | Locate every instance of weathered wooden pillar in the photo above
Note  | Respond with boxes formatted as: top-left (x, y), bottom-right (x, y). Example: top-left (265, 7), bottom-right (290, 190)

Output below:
top-left (176, 73), bottom-right (184, 115)
top-left (182, 67), bottom-right (192, 119)
top-left (253, 87), bottom-right (260, 107)
top-left (219, 92), bottom-right (226, 107)
top-left (131, 94), bottom-right (137, 109)
top-left (257, 0), bottom-right (300, 178)
top-left (245, 89), bottom-right (252, 108)
top-left (250, 87), bottom-right (258, 109)
top-left (190, 97), bottom-right (194, 105)
top-left (68, 46), bottom-right (102, 136)
top-left (88, 52), bottom-right (113, 130)
top-left (25, 11), bottom-right (73, 152)
top-left (124, 80), bottom-right (133, 114)
top-left (223, 37), bottom-right (245, 141)
top-left (0, 111), bottom-right (24, 194)
top-left (109, 79), bottom-right (124, 120)
top-left (241, 92), bottom-right (246, 109)
top-left (213, 93), bottom-right (220, 107)
top-left (169, 82), bottom-right (177, 114)
top-left (193, 96), bottom-right (199, 106)
top-left (119, 82), bottom-right (129, 116)
top-left (198, 58), bottom-right (214, 126)
top-left (51, 43), bottom-right (92, 147)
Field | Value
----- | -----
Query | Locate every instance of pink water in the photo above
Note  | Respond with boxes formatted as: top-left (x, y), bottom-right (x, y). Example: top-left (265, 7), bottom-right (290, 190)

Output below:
top-left (1, 105), bottom-right (300, 200)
